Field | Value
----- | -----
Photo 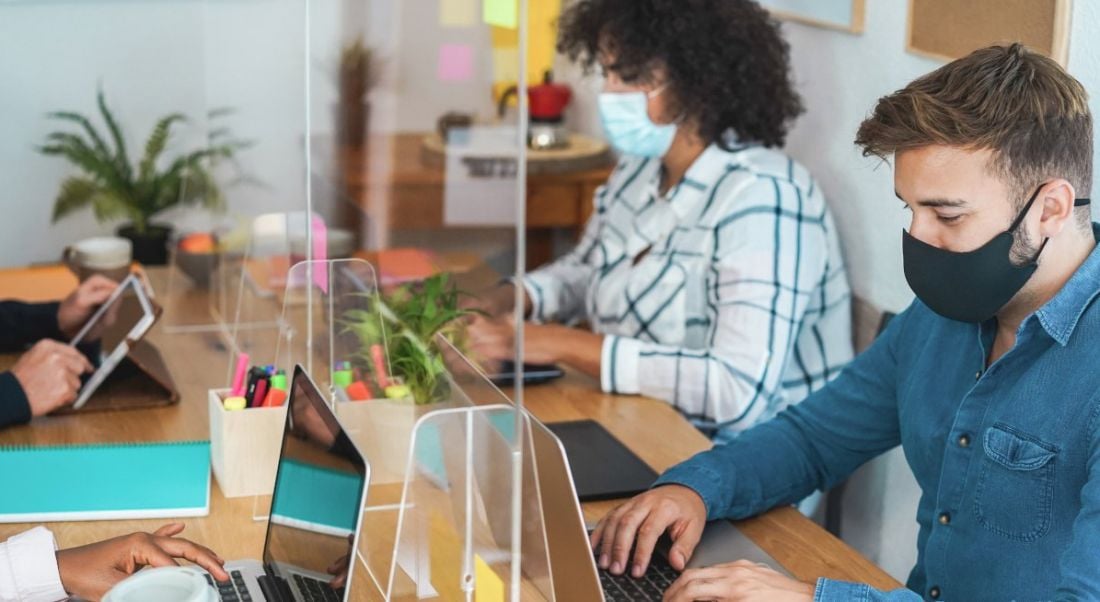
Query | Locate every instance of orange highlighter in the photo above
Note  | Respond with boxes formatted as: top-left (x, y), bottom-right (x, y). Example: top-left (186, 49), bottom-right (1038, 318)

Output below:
top-left (262, 370), bottom-right (288, 407)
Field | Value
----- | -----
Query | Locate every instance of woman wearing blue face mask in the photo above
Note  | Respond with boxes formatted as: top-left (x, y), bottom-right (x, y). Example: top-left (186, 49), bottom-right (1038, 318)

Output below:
top-left (469, 0), bottom-right (853, 441)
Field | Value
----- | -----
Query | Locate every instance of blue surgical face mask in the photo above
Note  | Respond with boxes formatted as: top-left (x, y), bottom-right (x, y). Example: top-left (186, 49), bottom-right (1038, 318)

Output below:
top-left (597, 86), bottom-right (676, 158)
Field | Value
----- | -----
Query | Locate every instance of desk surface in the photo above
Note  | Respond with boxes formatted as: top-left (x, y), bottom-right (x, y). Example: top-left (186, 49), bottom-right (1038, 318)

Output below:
top-left (0, 267), bottom-right (901, 597)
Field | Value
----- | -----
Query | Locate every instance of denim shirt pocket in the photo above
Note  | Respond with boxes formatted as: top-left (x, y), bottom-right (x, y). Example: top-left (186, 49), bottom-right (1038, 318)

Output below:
top-left (972, 424), bottom-right (1058, 541)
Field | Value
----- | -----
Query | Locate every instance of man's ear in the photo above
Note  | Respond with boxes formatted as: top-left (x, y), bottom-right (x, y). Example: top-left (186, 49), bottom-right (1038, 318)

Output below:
top-left (1037, 178), bottom-right (1077, 238)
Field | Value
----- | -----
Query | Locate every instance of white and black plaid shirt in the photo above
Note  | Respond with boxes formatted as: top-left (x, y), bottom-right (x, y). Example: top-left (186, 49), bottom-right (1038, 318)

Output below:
top-left (523, 143), bottom-right (853, 436)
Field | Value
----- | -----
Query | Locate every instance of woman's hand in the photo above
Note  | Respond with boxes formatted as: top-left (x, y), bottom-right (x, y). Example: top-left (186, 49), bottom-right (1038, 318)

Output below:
top-left (467, 315), bottom-right (562, 365)
top-left (55, 523), bottom-right (227, 601)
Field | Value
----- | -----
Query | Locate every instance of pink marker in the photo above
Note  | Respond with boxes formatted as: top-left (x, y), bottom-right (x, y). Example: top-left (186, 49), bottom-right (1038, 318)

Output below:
top-left (231, 352), bottom-right (250, 397)
top-left (370, 344), bottom-right (390, 389)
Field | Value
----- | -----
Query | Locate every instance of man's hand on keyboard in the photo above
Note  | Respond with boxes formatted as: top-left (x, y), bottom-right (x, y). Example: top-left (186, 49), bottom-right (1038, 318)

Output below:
top-left (591, 484), bottom-right (707, 578)
top-left (56, 522), bottom-right (228, 600)
top-left (662, 560), bottom-right (813, 602)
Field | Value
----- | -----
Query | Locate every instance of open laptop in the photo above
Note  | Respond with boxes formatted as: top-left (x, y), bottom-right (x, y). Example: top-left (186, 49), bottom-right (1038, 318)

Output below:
top-left (202, 366), bottom-right (370, 602)
top-left (525, 412), bottom-right (791, 601)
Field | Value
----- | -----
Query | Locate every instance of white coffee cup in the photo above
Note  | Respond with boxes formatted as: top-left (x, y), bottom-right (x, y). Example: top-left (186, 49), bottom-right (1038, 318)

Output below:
top-left (62, 237), bottom-right (132, 282)
top-left (102, 567), bottom-right (218, 602)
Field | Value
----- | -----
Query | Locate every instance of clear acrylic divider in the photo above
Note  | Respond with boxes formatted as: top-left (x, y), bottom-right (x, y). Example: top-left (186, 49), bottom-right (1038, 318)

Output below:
top-left (223, 211), bottom-right (317, 385)
top-left (241, 257), bottom-right (391, 523)
top-left (323, 331), bottom-right (551, 601)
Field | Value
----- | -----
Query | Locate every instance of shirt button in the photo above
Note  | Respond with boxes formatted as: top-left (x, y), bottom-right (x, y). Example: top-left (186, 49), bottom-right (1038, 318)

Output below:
top-left (930, 586), bottom-right (941, 599)
top-left (975, 370), bottom-right (982, 381)
top-left (958, 434), bottom-right (971, 448)
top-left (938, 512), bottom-right (951, 525)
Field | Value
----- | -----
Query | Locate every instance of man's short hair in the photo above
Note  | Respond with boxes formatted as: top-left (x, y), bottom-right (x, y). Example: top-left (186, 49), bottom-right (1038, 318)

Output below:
top-left (856, 44), bottom-right (1093, 227)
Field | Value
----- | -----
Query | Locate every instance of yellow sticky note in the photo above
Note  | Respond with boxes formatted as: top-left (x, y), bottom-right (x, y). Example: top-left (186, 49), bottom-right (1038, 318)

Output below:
top-left (475, 554), bottom-right (505, 602)
top-left (490, 24), bottom-right (518, 48)
top-left (491, 46), bottom-right (520, 84)
top-left (483, 0), bottom-right (517, 29)
top-left (441, 0), bottom-right (477, 27)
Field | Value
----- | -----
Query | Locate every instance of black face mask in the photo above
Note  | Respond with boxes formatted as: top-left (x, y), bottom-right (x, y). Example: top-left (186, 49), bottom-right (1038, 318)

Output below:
top-left (902, 185), bottom-right (1091, 323)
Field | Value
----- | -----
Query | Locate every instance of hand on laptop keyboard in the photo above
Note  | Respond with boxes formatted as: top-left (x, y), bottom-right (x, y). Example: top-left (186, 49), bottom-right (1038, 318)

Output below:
top-left (590, 484), bottom-right (707, 578)
top-left (659, 560), bottom-right (813, 602)
top-left (597, 548), bottom-right (680, 602)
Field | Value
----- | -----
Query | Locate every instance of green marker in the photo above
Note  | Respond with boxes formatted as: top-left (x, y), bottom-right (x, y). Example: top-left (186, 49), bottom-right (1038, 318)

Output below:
top-left (270, 371), bottom-right (288, 391)
top-left (332, 361), bottom-right (353, 387)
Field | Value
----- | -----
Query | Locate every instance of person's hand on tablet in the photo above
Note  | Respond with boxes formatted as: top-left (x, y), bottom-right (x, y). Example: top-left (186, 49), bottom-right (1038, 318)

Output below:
top-left (58, 275), bottom-right (119, 340)
top-left (11, 340), bottom-right (93, 416)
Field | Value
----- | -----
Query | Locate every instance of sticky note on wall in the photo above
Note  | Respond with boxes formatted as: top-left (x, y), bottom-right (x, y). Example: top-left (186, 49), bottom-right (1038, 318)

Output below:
top-left (438, 44), bottom-right (475, 82)
top-left (440, 0), bottom-right (477, 27)
top-left (483, 0), bottom-right (517, 29)
top-left (491, 46), bottom-right (520, 83)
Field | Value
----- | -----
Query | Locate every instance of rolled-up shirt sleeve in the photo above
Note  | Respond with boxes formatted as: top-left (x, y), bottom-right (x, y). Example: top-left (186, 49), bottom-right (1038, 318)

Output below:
top-left (522, 186), bottom-right (608, 325)
top-left (0, 527), bottom-right (67, 602)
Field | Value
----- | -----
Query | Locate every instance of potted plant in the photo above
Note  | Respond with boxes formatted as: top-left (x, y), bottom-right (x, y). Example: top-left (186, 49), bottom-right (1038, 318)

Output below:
top-left (39, 90), bottom-right (250, 265)
top-left (342, 273), bottom-right (479, 404)
top-left (336, 38), bottom-right (377, 149)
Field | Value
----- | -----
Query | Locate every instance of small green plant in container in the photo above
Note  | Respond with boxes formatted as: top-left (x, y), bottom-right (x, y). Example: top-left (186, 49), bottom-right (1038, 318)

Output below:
top-left (342, 274), bottom-right (480, 404)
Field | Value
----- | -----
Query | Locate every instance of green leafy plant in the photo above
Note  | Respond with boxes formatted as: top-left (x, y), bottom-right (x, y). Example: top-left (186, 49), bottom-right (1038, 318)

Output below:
top-left (39, 90), bottom-right (251, 234)
top-left (342, 274), bottom-right (480, 404)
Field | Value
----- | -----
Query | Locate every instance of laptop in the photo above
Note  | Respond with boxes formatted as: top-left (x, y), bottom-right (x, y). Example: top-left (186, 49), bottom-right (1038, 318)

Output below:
top-left (526, 413), bottom-right (791, 601)
top-left (203, 366), bottom-right (370, 602)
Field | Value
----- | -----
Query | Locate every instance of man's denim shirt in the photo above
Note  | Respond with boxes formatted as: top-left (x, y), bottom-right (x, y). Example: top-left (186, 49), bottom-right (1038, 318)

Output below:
top-left (657, 225), bottom-right (1100, 601)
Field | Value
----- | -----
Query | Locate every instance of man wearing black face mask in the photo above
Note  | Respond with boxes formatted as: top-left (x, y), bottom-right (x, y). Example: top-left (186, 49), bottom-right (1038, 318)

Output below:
top-left (590, 44), bottom-right (1100, 601)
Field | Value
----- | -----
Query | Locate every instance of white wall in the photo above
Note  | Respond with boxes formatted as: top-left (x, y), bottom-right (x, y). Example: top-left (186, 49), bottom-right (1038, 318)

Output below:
top-left (0, 0), bottom-right (514, 267)
top-left (0, 0), bottom-right (326, 267)
top-left (556, 0), bottom-right (1100, 584)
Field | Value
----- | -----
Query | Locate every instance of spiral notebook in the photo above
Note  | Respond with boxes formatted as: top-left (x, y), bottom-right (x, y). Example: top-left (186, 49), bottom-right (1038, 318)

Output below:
top-left (0, 440), bottom-right (210, 522)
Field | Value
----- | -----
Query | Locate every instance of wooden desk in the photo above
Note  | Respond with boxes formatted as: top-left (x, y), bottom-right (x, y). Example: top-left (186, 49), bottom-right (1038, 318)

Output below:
top-left (0, 267), bottom-right (901, 597)
top-left (338, 134), bottom-right (613, 269)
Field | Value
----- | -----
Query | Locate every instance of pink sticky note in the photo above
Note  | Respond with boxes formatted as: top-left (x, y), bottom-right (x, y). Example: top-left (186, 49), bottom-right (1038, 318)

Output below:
top-left (311, 215), bottom-right (328, 294)
top-left (438, 44), bottom-right (474, 82)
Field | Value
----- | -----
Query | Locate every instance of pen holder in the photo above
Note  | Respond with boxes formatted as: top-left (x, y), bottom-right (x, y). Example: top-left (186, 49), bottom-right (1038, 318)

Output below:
top-left (208, 388), bottom-right (288, 498)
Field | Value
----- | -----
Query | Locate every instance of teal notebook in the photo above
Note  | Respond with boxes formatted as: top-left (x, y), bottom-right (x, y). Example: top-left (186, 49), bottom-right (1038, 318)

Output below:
top-left (270, 458), bottom-right (362, 537)
top-left (0, 440), bottom-right (210, 522)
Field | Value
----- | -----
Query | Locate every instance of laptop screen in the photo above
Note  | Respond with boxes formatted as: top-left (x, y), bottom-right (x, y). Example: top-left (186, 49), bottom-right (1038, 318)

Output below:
top-left (262, 366), bottom-right (368, 594)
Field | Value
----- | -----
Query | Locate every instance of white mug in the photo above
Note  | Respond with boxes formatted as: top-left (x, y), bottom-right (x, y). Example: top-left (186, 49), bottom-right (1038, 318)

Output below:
top-left (102, 567), bottom-right (218, 602)
top-left (62, 237), bottom-right (132, 282)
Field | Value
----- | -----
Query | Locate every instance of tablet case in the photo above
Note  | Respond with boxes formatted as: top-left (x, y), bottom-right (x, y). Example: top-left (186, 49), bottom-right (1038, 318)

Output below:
top-left (546, 419), bottom-right (658, 502)
top-left (54, 285), bottom-right (179, 414)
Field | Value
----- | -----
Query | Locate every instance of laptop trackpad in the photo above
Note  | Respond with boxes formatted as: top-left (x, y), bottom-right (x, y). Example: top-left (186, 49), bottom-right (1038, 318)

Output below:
top-left (681, 521), bottom-right (792, 577)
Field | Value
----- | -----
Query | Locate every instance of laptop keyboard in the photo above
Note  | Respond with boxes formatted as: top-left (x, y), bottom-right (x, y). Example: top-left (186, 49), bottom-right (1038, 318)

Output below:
top-left (596, 553), bottom-right (680, 602)
top-left (292, 573), bottom-right (343, 602)
top-left (205, 571), bottom-right (253, 602)
top-left (205, 571), bottom-right (343, 602)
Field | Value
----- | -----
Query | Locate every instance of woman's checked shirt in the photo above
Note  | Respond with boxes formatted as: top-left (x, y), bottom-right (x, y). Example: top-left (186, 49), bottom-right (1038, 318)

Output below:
top-left (522, 143), bottom-right (853, 435)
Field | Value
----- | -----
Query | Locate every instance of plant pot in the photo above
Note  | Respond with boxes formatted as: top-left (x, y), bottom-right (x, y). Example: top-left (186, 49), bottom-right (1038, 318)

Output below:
top-left (335, 101), bottom-right (370, 148)
top-left (117, 223), bottom-right (173, 266)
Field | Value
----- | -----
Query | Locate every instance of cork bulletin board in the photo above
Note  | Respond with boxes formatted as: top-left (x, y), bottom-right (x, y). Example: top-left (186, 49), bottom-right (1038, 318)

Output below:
top-left (907, 0), bottom-right (1072, 66)
top-left (757, 0), bottom-right (865, 34)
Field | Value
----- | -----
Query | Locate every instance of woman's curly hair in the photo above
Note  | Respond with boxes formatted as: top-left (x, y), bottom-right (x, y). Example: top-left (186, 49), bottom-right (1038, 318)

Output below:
top-left (558, 0), bottom-right (803, 149)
